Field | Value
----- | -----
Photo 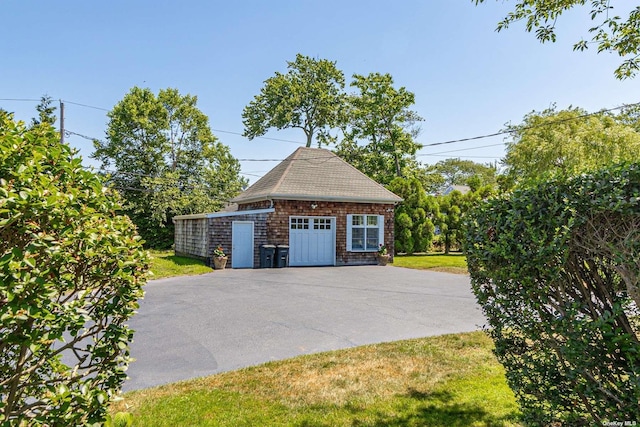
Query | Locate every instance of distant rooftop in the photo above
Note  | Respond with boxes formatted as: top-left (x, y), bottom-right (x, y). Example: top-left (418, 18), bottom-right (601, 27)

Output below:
top-left (441, 185), bottom-right (471, 195)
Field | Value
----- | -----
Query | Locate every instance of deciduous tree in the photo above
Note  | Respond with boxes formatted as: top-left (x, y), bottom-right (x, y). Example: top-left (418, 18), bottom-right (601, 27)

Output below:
top-left (426, 158), bottom-right (497, 193)
top-left (93, 87), bottom-right (245, 248)
top-left (475, 0), bottom-right (640, 79)
top-left (242, 54), bottom-right (346, 147)
top-left (335, 73), bottom-right (423, 184)
top-left (503, 106), bottom-right (640, 186)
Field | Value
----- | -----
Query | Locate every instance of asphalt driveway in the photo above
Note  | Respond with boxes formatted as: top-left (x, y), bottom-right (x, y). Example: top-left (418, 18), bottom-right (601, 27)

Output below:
top-left (123, 265), bottom-right (486, 391)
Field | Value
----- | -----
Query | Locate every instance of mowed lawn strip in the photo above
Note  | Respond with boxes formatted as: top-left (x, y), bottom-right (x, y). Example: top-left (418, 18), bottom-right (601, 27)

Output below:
top-left (114, 332), bottom-right (520, 427)
top-left (393, 253), bottom-right (468, 274)
top-left (148, 250), bottom-right (467, 279)
top-left (148, 250), bottom-right (212, 279)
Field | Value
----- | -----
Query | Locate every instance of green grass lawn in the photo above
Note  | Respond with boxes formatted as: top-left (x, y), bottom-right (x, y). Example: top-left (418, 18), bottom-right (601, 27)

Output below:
top-left (114, 331), bottom-right (520, 426)
top-left (149, 251), bottom-right (468, 279)
top-left (393, 253), bottom-right (468, 274)
top-left (148, 250), bottom-right (213, 279)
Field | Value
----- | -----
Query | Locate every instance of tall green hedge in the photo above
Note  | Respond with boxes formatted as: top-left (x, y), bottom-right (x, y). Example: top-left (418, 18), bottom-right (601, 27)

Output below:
top-left (464, 164), bottom-right (640, 425)
top-left (0, 116), bottom-right (149, 425)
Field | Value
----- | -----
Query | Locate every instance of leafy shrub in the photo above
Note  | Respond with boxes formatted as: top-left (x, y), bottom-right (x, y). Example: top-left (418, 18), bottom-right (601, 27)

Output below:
top-left (0, 116), bottom-right (149, 425)
top-left (464, 163), bottom-right (640, 425)
top-left (387, 177), bottom-right (437, 254)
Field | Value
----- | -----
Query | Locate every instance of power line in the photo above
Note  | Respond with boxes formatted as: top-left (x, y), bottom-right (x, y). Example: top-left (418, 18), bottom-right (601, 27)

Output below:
top-left (211, 129), bottom-right (304, 145)
top-left (61, 100), bottom-right (109, 112)
top-left (60, 99), bottom-right (640, 162)
top-left (65, 130), bottom-right (97, 141)
top-left (0, 98), bottom-right (41, 102)
top-left (419, 143), bottom-right (506, 157)
top-left (67, 129), bottom-right (332, 163)
top-left (419, 101), bottom-right (640, 149)
top-left (237, 158), bottom-right (284, 162)
top-left (0, 97), bottom-right (110, 111)
top-left (421, 130), bottom-right (507, 148)
top-left (427, 154), bottom-right (500, 159)
top-left (84, 167), bottom-right (235, 192)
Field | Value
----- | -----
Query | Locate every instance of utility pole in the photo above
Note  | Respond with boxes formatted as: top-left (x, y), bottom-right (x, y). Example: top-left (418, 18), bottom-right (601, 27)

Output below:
top-left (59, 100), bottom-right (65, 144)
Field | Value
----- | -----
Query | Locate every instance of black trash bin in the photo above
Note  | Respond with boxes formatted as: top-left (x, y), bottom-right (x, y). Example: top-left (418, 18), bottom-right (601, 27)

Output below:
top-left (275, 245), bottom-right (289, 268)
top-left (260, 244), bottom-right (276, 268)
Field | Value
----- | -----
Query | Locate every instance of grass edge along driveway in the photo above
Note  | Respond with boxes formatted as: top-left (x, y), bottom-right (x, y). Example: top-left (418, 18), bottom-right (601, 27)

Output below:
top-left (114, 331), bottom-right (520, 426)
top-left (149, 251), bottom-right (469, 279)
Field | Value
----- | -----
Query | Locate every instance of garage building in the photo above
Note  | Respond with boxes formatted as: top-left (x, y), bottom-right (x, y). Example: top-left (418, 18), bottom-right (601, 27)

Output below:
top-left (173, 147), bottom-right (402, 268)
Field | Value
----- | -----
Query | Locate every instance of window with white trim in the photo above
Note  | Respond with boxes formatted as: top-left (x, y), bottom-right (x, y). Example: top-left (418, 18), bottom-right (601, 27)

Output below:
top-left (346, 214), bottom-right (384, 252)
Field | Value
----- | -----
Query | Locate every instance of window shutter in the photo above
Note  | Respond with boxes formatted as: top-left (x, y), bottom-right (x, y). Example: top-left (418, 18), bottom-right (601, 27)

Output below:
top-left (378, 215), bottom-right (385, 247)
top-left (346, 214), bottom-right (353, 251)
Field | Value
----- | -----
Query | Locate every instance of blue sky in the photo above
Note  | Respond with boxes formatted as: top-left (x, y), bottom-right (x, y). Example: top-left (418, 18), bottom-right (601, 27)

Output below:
top-left (3, 1), bottom-right (639, 184)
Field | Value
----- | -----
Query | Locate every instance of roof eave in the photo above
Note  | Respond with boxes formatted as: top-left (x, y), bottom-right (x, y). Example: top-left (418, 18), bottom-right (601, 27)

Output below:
top-left (173, 207), bottom-right (276, 221)
top-left (231, 193), bottom-right (403, 205)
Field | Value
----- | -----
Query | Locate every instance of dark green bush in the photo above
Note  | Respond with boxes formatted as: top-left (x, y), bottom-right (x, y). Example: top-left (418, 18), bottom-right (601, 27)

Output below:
top-left (0, 116), bottom-right (149, 425)
top-left (465, 164), bottom-right (640, 425)
top-left (387, 177), bottom-right (437, 254)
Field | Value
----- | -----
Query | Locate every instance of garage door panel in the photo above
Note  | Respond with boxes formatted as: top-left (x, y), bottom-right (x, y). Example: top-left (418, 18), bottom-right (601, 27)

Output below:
top-left (289, 217), bottom-right (335, 266)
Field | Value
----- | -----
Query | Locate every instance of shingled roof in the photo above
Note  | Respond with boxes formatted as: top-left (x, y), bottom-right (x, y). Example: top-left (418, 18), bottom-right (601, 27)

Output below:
top-left (231, 147), bottom-right (403, 204)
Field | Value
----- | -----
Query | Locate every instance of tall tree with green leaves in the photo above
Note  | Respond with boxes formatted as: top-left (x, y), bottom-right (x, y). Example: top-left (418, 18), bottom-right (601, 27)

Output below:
top-left (335, 72), bottom-right (423, 184)
top-left (242, 54), bottom-right (346, 147)
top-left (426, 158), bottom-right (497, 192)
top-left (503, 106), bottom-right (640, 186)
top-left (475, 0), bottom-right (640, 79)
top-left (93, 87), bottom-right (246, 248)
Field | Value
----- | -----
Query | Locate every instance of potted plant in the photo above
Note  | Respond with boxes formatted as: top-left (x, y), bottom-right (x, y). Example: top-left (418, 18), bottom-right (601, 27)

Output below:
top-left (377, 244), bottom-right (390, 266)
top-left (212, 245), bottom-right (228, 270)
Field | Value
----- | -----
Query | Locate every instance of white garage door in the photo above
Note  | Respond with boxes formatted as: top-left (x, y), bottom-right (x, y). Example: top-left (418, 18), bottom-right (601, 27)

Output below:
top-left (289, 217), bottom-right (336, 266)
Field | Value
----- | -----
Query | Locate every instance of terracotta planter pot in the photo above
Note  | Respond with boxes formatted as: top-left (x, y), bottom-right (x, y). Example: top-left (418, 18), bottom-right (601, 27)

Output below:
top-left (213, 256), bottom-right (228, 270)
top-left (377, 254), bottom-right (390, 266)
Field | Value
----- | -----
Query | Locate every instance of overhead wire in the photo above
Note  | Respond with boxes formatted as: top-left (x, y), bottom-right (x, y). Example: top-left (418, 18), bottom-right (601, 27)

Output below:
top-left (88, 167), bottom-right (238, 193)
top-left (211, 129), bottom-right (303, 145)
top-left (0, 98), bottom-right (42, 102)
top-left (11, 96), bottom-right (640, 163)
top-left (418, 100), bottom-right (640, 149)
top-left (420, 143), bottom-right (507, 157)
top-left (61, 100), bottom-right (110, 111)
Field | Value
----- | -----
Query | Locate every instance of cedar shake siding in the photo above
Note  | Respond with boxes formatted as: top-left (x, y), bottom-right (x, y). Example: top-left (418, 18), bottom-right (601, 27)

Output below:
top-left (208, 211), bottom-right (270, 268)
top-left (174, 217), bottom-right (209, 261)
top-left (261, 200), bottom-right (395, 266)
